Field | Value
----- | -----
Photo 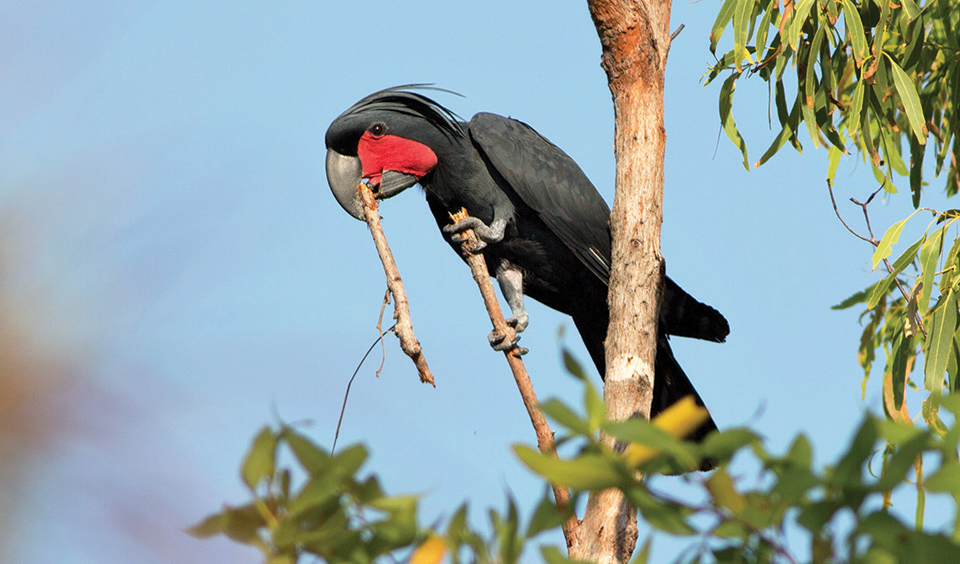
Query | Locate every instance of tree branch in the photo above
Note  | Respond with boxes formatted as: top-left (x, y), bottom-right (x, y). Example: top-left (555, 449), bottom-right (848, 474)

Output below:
top-left (827, 180), bottom-right (927, 339)
top-left (579, 1), bottom-right (672, 561)
top-left (448, 208), bottom-right (580, 549)
top-left (358, 185), bottom-right (435, 386)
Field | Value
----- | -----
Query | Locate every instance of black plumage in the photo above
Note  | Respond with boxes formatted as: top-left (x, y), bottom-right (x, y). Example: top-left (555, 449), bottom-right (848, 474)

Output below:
top-left (326, 86), bottom-right (728, 444)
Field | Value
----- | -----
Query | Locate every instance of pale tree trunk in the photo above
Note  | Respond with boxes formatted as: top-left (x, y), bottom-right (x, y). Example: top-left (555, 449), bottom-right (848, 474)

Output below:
top-left (569, 1), bottom-right (672, 562)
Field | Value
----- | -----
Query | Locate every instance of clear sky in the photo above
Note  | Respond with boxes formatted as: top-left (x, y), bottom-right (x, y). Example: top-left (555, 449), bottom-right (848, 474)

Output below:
top-left (0, 2), bottom-right (948, 563)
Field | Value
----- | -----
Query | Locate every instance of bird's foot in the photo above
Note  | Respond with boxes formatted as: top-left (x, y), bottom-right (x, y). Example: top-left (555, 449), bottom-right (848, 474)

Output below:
top-left (487, 314), bottom-right (530, 356)
top-left (443, 217), bottom-right (507, 252)
top-left (505, 313), bottom-right (529, 333)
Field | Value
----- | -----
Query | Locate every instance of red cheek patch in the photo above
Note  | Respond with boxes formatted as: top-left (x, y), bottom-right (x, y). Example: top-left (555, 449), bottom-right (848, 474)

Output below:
top-left (357, 131), bottom-right (438, 186)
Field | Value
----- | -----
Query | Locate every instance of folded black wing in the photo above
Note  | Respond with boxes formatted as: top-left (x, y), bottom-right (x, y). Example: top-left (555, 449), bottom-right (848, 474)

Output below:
top-left (469, 112), bottom-right (612, 283)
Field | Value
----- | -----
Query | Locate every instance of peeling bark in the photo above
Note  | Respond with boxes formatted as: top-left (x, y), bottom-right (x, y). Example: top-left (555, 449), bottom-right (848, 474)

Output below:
top-left (571, 1), bottom-right (672, 562)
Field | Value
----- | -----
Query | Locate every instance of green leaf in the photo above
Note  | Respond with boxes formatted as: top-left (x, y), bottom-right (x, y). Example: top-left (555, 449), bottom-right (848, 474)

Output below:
top-left (606, 418), bottom-right (700, 469)
top-left (187, 511), bottom-right (230, 538)
top-left (754, 95), bottom-right (801, 167)
top-left (832, 416), bottom-right (878, 487)
top-left (926, 462), bottom-right (960, 496)
top-left (848, 78), bottom-right (866, 136)
top-left (806, 27), bottom-right (825, 110)
top-left (732, 0), bottom-right (755, 69)
top-left (890, 330), bottom-right (914, 411)
top-left (842, 0), bottom-right (868, 66)
top-left (332, 444), bottom-right (368, 479)
top-left (526, 493), bottom-right (563, 538)
top-left (541, 546), bottom-right (593, 564)
top-left (921, 226), bottom-right (947, 313)
top-left (562, 348), bottom-right (588, 381)
top-left (878, 432), bottom-right (928, 490)
top-left (561, 348), bottom-right (587, 382)
top-left (540, 399), bottom-right (591, 436)
top-left (710, 0), bottom-right (738, 54)
top-left (828, 147), bottom-right (843, 182)
top-left (868, 235), bottom-right (924, 309)
top-left (706, 467), bottom-right (747, 513)
top-left (720, 73), bottom-right (750, 170)
top-left (900, 0), bottom-right (921, 21)
top-left (797, 500), bottom-right (843, 532)
top-left (922, 393), bottom-right (950, 436)
top-left (885, 54), bottom-right (928, 145)
top-left (242, 426), bottom-right (278, 490)
top-left (283, 428), bottom-right (331, 475)
top-left (221, 504), bottom-right (267, 544)
top-left (801, 84), bottom-right (822, 149)
top-left (872, 216), bottom-right (912, 268)
top-left (630, 488), bottom-right (697, 535)
top-left (788, 0), bottom-right (817, 50)
top-left (700, 428), bottom-right (760, 462)
top-left (513, 445), bottom-right (624, 491)
top-left (925, 290), bottom-right (958, 394)
top-left (584, 380), bottom-right (606, 433)
top-left (833, 281), bottom-right (880, 310)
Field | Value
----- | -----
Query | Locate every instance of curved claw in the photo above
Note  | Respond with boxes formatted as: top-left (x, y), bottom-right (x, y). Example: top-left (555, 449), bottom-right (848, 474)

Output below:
top-left (444, 217), bottom-right (508, 245)
top-left (450, 231), bottom-right (487, 252)
top-left (488, 329), bottom-right (521, 352)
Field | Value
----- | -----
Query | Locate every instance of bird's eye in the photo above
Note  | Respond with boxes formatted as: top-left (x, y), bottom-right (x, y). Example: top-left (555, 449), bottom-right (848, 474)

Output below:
top-left (370, 123), bottom-right (385, 136)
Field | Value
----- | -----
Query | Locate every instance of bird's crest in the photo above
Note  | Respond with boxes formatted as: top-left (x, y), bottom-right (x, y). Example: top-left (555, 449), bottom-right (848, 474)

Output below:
top-left (335, 84), bottom-right (466, 143)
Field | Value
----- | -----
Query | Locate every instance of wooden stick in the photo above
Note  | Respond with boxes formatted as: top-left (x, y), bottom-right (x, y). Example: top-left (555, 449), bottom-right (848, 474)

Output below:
top-left (448, 208), bottom-right (579, 547)
top-left (359, 185), bottom-right (435, 387)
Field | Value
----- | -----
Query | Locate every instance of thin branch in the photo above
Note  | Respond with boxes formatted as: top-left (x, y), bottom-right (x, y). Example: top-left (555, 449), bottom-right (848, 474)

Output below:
top-left (333, 321), bottom-right (398, 453)
top-left (828, 180), bottom-right (927, 339)
top-left (448, 208), bottom-right (580, 548)
top-left (358, 185), bottom-right (435, 386)
top-left (670, 23), bottom-right (685, 42)
top-left (828, 179), bottom-right (873, 244)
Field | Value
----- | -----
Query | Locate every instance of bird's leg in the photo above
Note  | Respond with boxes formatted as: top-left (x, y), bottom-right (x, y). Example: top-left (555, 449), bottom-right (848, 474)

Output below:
top-left (488, 261), bottom-right (529, 355)
top-left (443, 217), bottom-right (507, 252)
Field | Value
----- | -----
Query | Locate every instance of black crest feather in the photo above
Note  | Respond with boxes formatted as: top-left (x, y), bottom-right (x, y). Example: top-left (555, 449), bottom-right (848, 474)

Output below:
top-left (335, 84), bottom-right (466, 143)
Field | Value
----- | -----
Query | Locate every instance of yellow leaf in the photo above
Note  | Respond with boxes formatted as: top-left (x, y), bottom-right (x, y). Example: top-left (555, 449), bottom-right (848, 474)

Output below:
top-left (623, 396), bottom-right (710, 467)
top-left (410, 536), bottom-right (447, 564)
top-left (706, 468), bottom-right (747, 513)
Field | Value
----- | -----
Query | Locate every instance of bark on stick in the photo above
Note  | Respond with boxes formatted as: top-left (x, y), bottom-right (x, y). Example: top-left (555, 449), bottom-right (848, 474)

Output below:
top-left (449, 208), bottom-right (580, 548)
top-left (359, 185), bottom-right (435, 386)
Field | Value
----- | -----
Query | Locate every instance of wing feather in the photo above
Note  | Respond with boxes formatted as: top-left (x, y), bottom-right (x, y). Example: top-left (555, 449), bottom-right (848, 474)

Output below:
top-left (469, 112), bottom-right (612, 282)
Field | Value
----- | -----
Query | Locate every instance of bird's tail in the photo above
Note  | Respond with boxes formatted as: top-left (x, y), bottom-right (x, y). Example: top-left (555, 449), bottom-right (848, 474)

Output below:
top-left (573, 315), bottom-right (718, 445)
top-left (652, 334), bottom-right (718, 444)
top-left (661, 277), bottom-right (729, 343)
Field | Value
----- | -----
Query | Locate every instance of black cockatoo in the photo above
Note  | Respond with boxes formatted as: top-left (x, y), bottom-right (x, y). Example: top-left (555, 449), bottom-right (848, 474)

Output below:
top-left (325, 86), bottom-right (728, 443)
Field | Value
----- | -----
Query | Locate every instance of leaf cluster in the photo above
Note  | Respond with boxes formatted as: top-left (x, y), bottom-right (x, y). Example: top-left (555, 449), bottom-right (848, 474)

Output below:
top-left (708, 0), bottom-right (959, 203)
top-left (189, 426), bottom-right (420, 564)
top-left (517, 354), bottom-right (960, 563)
top-left (834, 209), bottom-right (960, 433)
top-left (194, 352), bottom-right (960, 564)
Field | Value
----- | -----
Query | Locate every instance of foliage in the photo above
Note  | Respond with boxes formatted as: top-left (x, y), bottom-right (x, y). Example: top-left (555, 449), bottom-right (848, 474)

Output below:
top-left (187, 422), bottom-right (562, 564)
top-left (192, 353), bottom-right (960, 563)
top-left (707, 0), bottom-right (959, 199)
top-left (709, 0), bottom-right (960, 437)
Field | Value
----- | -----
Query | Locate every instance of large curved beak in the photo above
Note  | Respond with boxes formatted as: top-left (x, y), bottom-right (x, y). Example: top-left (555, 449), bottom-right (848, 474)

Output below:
top-left (325, 149), bottom-right (365, 220)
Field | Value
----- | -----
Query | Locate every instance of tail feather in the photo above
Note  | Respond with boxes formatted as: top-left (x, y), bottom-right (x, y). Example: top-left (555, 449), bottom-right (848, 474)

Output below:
top-left (662, 277), bottom-right (729, 343)
top-left (572, 314), bottom-right (718, 449)
top-left (652, 334), bottom-right (718, 445)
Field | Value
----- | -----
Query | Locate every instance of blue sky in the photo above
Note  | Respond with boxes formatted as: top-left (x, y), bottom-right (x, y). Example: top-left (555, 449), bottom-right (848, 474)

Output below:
top-left (0, 2), bottom-right (948, 563)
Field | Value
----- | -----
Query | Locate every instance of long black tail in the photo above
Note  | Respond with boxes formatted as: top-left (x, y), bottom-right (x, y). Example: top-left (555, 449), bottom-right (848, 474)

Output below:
top-left (572, 278), bottom-right (724, 446)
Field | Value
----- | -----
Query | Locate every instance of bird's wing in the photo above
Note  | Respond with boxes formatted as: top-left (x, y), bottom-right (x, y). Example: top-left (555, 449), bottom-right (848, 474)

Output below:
top-left (469, 112), bottom-right (612, 282)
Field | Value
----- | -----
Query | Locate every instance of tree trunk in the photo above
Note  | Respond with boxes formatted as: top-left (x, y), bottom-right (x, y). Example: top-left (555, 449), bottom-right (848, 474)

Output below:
top-left (571, 1), bottom-right (672, 562)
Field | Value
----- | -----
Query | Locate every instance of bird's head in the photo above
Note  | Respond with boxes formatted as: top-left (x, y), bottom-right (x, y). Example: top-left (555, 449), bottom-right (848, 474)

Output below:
top-left (324, 85), bottom-right (465, 219)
